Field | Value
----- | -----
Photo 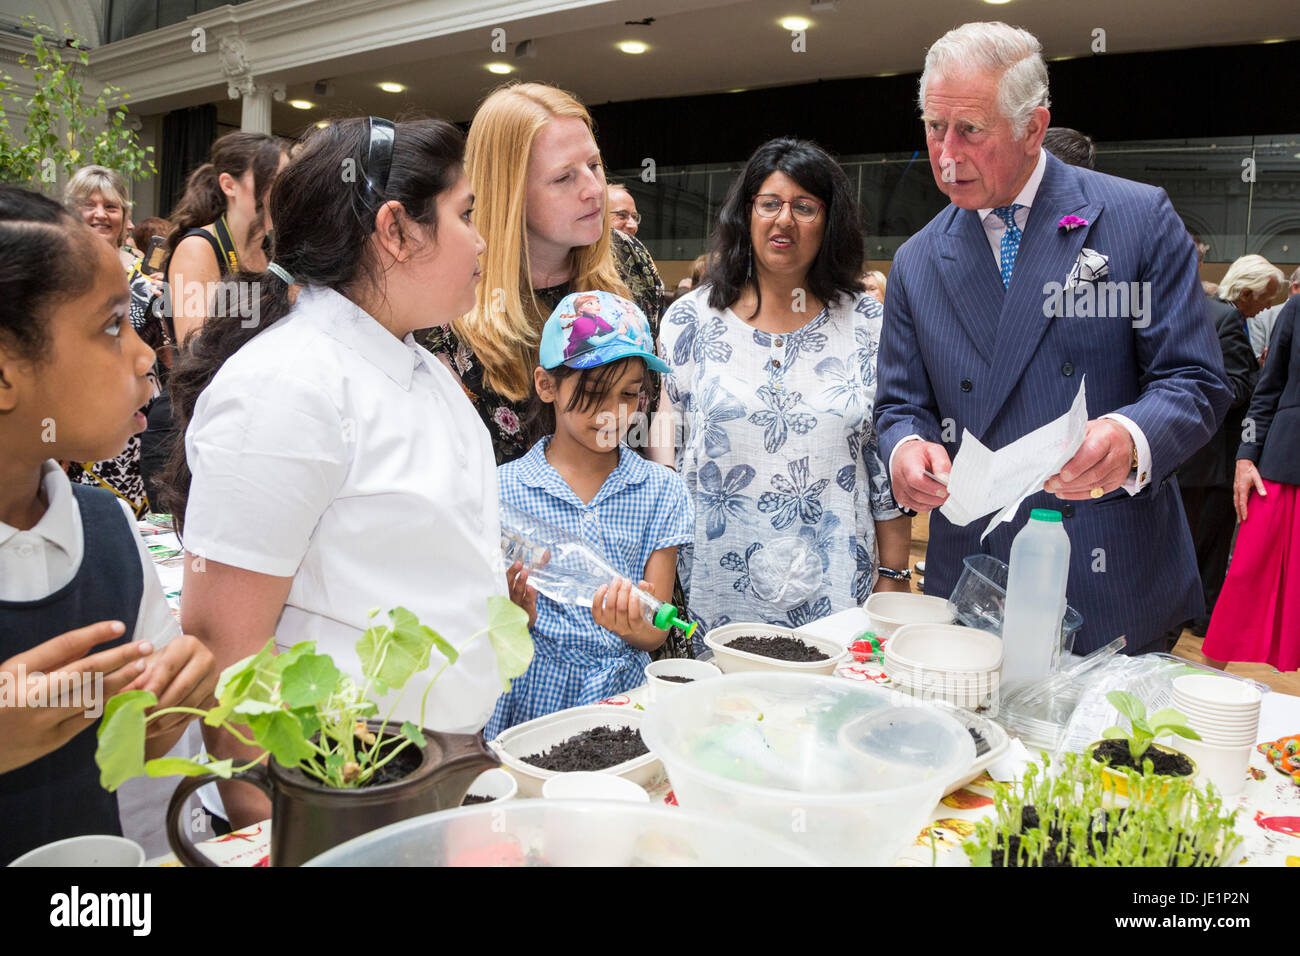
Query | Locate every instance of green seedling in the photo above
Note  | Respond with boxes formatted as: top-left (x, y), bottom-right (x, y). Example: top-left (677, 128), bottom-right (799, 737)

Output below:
top-left (963, 751), bottom-right (1241, 867)
top-left (1102, 690), bottom-right (1201, 762)
top-left (95, 597), bottom-right (532, 791)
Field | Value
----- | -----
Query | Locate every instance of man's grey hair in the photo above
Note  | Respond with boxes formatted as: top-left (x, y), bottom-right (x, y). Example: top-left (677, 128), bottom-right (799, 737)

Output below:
top-left (1218, 254), bottom-right (1284, 304)
top-left (918, 22), bottom-right (1050, 140)
top-left (1290, 264), bottom-right (1300, 287)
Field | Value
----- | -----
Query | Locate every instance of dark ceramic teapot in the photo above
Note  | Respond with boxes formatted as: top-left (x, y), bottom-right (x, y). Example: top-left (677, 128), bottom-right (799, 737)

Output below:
top-left (164, 721), bottom-right (499, 866)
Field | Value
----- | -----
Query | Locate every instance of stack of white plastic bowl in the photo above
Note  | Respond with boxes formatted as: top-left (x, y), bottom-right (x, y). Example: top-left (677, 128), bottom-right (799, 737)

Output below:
top-left (1170, 674), bottom-right (1262, 796)
top-left (882, 624), bottom-right (1003, 713)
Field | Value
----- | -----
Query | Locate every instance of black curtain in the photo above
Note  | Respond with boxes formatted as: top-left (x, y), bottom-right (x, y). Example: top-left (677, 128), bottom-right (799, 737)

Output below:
top-left (158, 104), bottom-right (217, 219)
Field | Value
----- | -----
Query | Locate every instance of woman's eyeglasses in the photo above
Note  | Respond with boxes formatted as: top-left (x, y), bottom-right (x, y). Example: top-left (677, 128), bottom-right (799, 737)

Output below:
top-left (751, 193), bottom-right (824, 223)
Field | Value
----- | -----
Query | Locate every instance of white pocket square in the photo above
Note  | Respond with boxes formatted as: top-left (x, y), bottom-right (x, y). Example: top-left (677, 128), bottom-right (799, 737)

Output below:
top-left (1065, 248), bottom-right (1109, 289)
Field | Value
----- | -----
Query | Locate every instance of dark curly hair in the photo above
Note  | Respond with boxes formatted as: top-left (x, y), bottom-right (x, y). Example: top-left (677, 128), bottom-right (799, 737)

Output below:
top-left (0, 186), bottom-right (99, 363)
top-left (705, 137), bottom-right (865, 317)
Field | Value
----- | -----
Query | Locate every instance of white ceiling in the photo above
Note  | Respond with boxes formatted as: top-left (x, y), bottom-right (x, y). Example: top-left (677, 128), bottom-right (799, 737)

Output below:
top-left (208, 0), bottom-right (1296, 137)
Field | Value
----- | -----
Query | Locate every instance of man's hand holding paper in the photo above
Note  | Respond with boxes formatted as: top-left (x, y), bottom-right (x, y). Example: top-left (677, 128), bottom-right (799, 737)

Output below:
top-left (940, 378), bottom-right (1092, 538)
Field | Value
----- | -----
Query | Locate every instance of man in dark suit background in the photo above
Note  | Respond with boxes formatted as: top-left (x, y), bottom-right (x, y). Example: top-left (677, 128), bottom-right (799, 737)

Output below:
top-left (1177, 279), bottom-right (1259, 636)
top-left (874, 21), bottom-right (1232, 655)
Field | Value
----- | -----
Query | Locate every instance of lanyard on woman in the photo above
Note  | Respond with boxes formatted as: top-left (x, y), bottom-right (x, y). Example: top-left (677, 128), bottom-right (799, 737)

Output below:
top-left (214, 214), bottom-right (240, 274)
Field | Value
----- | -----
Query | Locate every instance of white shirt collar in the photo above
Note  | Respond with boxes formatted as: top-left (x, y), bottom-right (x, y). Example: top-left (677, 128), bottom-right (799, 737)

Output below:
top-left (0, 460), bottom-right (80, 560)
top-left (296, 285), bottom-right (424, 390)
top-left (978, 148), bottom-right (1048, 223)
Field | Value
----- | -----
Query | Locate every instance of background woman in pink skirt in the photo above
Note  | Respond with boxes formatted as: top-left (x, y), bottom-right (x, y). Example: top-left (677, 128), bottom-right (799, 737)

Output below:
top-left (1203, 295), bottom-right (1299, 672)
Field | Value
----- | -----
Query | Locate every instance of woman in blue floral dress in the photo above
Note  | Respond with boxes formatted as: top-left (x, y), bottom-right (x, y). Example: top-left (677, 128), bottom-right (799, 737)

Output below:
top-left (653, 138), bottom-right (912, 643)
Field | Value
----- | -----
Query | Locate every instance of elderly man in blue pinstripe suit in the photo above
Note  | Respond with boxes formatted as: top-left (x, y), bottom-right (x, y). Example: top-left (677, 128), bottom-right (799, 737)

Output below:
top-left (875, 22), bottom-right (1231, 655)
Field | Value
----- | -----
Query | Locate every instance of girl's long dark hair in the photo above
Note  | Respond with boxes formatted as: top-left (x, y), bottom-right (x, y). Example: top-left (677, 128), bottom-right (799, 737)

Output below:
top-left (705, 137), bottom-right (865, 317)
top-left (161, 118), bottom-right (467, 529)
top-left (166, 131), bottom-right (285, 252)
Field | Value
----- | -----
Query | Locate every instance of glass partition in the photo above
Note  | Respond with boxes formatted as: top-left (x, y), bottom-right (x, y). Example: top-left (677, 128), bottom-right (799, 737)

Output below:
top-left (614, 133), bottom-right (1300, 265)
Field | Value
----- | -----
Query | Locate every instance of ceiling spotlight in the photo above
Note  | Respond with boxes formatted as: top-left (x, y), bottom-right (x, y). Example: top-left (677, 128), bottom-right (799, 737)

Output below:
top-left (378, 82), bottom-right (405, 93)
top-left (486, 62), bottom-right (514, 75)
top-left (618, 40), bottom-right (649, 54)
top-left (288, 99), bottom-right (314, 110)
top-left (779, 16), bottom-right (811, 30)
top-left (982, 0), bottom-right (1013, 4)
top-left (315, 120), bottom-right (330, 128)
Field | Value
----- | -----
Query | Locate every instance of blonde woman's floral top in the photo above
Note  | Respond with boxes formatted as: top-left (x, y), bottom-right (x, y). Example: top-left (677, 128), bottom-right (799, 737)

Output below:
top-left (419, 230), bottom-right (664, 465)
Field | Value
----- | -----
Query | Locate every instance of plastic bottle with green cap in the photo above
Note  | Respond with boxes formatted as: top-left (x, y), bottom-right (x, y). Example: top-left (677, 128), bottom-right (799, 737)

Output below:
top-left (498, 500), bottom-right (698, 641)
top-left (1001, 507), bottom-right (1071, 691)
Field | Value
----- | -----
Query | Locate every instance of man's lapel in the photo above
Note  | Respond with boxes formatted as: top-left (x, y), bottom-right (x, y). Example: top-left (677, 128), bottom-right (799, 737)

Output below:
top-left (974, 155), bottom-right (1103, 437)
top-left (937, 207), bottom-right (1004, 366)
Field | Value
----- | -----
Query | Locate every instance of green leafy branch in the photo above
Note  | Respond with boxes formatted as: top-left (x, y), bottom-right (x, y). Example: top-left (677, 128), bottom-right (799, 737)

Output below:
top-left (0, 16), bottom-right (156, 191)
top-left (95, 597), bottom-right (532, 791)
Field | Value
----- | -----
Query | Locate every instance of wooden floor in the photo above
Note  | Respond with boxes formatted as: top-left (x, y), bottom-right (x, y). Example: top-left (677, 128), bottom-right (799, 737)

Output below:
top-left (904, 512), bottom-right (1300, 696)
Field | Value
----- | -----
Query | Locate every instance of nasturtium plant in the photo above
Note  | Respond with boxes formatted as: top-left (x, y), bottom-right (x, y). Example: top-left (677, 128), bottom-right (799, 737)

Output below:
top-left (1102, 690), bottom-right (1201, 761)
top-left (95, 599), bottom-right (533, 791)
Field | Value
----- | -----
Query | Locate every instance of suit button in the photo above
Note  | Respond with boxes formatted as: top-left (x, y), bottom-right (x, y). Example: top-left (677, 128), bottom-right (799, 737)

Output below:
top-left (960, 379), bottom-right (972, 392)
top-left (1061, 504), bottom-right (1075, 518)
top-left (1062, 362), bottom-right (1075, 377)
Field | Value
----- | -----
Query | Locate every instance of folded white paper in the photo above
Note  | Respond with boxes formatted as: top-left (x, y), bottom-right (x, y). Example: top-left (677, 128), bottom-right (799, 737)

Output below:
top-left (940, 378), bottom-right (1089, 540)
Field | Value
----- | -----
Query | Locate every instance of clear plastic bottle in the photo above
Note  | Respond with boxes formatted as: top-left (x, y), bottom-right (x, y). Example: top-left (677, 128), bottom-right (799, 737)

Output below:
top-left (498, 500), bottom-right (697, 638)
top-left (1000, 508), bottom-right (1071, 692)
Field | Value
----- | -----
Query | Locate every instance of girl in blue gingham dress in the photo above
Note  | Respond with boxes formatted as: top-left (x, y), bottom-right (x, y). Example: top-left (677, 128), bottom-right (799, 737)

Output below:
top-left (486, 291), bottom-right (693, 739)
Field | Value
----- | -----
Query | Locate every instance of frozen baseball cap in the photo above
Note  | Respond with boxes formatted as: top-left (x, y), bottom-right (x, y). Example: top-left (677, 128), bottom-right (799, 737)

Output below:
top-left (539, 289), bottom-right (670, 374)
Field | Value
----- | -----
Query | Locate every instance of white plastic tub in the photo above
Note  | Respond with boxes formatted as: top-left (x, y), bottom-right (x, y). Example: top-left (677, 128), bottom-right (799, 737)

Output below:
top-left (489, 705), bottom-right (662, 798)
top-left (641, 673), bottom-right (976, 866)
top-left (644, 658), bottom-right (723, 704)
top-left (864, 592), bottom-right (955, 639)
top-left (703, 622), bottom-right (846, 676)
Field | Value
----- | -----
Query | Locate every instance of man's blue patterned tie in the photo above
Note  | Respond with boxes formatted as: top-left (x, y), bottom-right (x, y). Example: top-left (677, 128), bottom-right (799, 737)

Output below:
top-left (993, 204), bottom-right (1025, 289)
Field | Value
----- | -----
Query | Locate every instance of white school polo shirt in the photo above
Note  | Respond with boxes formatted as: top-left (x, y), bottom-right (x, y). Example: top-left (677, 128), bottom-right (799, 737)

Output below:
top-left (0, 460), bottom-right (178, 648)
top-left (183, 285), bottom-right (506, 733)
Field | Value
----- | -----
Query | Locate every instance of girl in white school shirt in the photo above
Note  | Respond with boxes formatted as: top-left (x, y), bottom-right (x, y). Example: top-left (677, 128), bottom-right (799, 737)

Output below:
top-left (0, 188), bottom-right (216, 863)
top-left (163, 118), bottom-right (523, 829)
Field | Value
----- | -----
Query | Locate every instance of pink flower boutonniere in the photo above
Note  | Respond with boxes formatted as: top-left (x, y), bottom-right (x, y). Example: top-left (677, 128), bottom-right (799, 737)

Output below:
top-left (1058, 215), bottom-right (1089, 231)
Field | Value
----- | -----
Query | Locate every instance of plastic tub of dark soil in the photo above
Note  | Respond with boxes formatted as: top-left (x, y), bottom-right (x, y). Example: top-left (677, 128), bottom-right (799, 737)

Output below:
top-left (461, 768), bottom-right (518, 806)
top-left (644, 658), bottom-right (723, 704)
top-left (703, 623), bottom-right (847, 676)
top-left (489, 705), bottom-right (663, 798)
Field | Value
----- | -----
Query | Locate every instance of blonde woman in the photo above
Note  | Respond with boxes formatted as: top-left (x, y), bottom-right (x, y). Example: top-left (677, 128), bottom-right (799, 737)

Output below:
top-left (862, 269), bottom-right (887, 304)
top-left (417, 82), bottom-right (663, 464)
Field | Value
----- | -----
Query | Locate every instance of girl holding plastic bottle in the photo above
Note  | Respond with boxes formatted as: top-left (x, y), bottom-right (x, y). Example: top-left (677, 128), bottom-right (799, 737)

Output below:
top-left (489, 291), bottom-right (693, 737)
